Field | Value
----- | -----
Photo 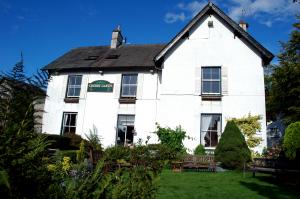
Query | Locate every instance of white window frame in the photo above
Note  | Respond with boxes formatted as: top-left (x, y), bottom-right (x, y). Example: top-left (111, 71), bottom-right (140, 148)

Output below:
top-left (120, 74), bottom-right (138, 98)
top-left (200, 114), bottom-right (222, 148)
top-left (66, 75), bottom-right (82, 98)
top-left (61, 112), bottom-right (77, 135)
top-left (201, 67), bottom-right (221, 95)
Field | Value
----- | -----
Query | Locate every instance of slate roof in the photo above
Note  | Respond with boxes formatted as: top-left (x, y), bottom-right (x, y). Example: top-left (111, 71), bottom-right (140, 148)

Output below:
top-left (155, 2), bottom-right (274, 65)
top-left (43, 44), bottom-right (165, 71)
top-left (44, 2), bottom-right (274, 72)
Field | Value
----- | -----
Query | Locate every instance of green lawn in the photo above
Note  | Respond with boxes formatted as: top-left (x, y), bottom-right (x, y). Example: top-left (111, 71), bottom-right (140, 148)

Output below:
top-left (157, 170), bottom-right (300, 199)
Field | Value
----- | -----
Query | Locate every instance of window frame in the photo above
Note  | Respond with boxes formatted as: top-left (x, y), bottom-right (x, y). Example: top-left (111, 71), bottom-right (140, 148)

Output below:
top-left (120, 74), bottom-right (138, 98)
top-left (115, 114), bottom-right (135, 146)
top-left (61, 112), bottom-right (78, 135)
top-left (200, 113), bottom-right (222, 148)
top-left (201, 66), bottom-right (221, 95)
top-left (66, 75), bottom-right (82, 98)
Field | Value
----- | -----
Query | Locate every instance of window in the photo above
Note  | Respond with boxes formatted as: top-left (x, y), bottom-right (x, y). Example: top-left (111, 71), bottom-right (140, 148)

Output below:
top-left (66, 75), bottom-right (82, 97)
top-left (201, 114), bottom-right (221, 147)
top-left (116, 115), bottom-right (135, 146)
top-left (121, 74), bottom-right (137, 97)
top-left (202, 67), bottom-right (221, 95)
top-left (61, 112), bottom-right (77, 134)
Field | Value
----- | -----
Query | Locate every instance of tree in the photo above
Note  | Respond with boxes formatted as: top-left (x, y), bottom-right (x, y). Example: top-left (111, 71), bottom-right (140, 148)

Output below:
top-left (215, 121), bottom-right (251, 169)
top-left (266, 17), bottom-right (300, 124)
top-left (0, 56), bottom-right (52, 198)
top-left (229, 114), bottom-right (262, 150)
top-left (283, 121), bottom-right (300, 160)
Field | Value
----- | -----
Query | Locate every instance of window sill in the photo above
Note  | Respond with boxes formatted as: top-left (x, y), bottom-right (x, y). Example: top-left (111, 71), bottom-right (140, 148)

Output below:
top-left (64, 97), bottom-right (79, 103)
top-left (119, 97), bottom-right (136, 104)
top-left (201, 95), bottom-right (222, 101)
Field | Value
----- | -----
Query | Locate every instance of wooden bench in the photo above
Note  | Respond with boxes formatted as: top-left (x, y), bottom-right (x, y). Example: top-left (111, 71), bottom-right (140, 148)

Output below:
top-left (252, 158), bottom-right (300, 177)
top-left (172, 155), bottom-right (216, 172)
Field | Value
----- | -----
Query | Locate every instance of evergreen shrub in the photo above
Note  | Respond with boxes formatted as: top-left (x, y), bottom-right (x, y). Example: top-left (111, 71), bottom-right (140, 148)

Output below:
top-left (283, 121), bottom-right (300, 160)
top-left (214, 121), bottom-right (251, 169)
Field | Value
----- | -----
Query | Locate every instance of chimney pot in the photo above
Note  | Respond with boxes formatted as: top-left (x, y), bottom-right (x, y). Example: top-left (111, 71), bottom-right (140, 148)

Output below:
top-left (239, 20), bottom-right (249, 31)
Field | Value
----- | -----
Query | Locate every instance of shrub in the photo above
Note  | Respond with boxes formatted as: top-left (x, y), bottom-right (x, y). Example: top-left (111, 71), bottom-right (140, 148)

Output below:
top-left (104, 145), bottom-right (131, 162)
top-left (55, 150), bottom-right (77, 163)
top-left (262, 145), bottom-right (282, 159)
top-left (283, 121), bottom-right (300, 160)
top-left (215, 121), bottom-right (251, 169)
top-left (76, 140), bottom-right (85, 163)
top-left (53, 144), bottom-right (168, 199)
top-left (194, 144), bottom-right (205, 155)
top-left (85, 126), bottom-right (103, 151)
top-left (229, 114), bottom-right (262, 150)
top-left (64, 133), bottom-right (84, 149)
top-left (154, 125), bottom-right (188, 159)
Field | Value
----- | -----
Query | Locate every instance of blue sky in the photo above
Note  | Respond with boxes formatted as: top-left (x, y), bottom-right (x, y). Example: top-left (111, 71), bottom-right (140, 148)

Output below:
top-left (0, 0), bottom-right (299, 75)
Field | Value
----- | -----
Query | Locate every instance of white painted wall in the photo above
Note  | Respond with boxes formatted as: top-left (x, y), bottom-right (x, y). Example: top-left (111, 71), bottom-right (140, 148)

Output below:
top-left (158, 14), bottom-right (266, 152)
top-left (43, 13), bottom-right (267, 153)
top-left (42, 71), bottom-right (160, 148)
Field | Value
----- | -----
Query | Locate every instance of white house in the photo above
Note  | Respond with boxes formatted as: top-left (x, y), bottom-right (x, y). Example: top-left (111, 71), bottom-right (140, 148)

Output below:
top-left (42, 3), bottom-right (273, 153)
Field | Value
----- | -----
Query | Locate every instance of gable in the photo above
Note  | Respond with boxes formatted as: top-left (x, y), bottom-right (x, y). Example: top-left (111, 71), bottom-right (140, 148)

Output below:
top-left (155, 2), bottom-right (274, 65)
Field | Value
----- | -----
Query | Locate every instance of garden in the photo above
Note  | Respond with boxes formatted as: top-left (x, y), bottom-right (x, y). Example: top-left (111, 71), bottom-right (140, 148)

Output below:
top-left (0, 16), bottom-right (299, 199)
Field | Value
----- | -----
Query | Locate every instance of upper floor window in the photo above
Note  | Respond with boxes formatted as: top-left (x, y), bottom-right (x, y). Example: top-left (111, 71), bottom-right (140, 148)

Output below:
top-left (121, 74), bottom-right (137, 98)
top-left (61, 112), bottom-right (77, 135)
top-left (66, 75), bottom-right (82, 98)
top-left (202, 67), bottom-right (221, 95)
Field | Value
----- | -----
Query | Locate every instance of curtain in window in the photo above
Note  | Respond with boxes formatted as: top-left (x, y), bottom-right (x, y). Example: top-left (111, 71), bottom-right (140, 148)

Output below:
top-left (201, 114), bottom-right (221, 147)
top-left (201, 115), bottom-right (212, 147)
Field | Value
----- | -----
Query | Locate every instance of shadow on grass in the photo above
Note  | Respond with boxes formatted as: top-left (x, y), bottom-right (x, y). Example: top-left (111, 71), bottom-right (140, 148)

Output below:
top-left (240, 176), bottom-right (300, 199)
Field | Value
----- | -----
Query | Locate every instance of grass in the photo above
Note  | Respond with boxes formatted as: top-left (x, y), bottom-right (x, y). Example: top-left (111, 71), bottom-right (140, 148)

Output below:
top-left (157, 170), bottom-right (300, 199)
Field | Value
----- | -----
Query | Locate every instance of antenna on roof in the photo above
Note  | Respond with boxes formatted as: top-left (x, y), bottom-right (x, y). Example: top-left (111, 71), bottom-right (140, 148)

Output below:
top-left (241, 8), bottom-right (246, 20)
top-left (239, 8), bottom-right (249, 31)
top-left (20, 51), bottom-right (23, 63)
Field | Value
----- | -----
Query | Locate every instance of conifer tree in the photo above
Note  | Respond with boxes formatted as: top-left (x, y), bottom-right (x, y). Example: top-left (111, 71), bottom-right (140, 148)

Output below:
top-left (215, 121), bottom-right (251, 169)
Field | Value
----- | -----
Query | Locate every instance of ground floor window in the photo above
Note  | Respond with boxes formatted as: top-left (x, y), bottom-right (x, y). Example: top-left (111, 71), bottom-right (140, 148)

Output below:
top-left (201, 114), bottom-right (222, 147)
top-left (61, 112), bottom-right (77, 134)
top-left (116, 115), bottom-right (135, 146)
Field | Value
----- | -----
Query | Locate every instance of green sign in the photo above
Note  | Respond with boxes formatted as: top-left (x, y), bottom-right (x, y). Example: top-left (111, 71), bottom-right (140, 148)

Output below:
top-left (87, 80), bottom-right (114, 92)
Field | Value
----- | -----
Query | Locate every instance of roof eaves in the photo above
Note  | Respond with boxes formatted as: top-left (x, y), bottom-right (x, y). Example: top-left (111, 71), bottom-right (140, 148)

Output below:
top-left (154, 4), bottom-right (211, 62)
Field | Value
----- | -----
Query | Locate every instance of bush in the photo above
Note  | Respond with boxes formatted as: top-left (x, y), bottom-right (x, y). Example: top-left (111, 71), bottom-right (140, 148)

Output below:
top-left (51, 144), bottom-right (169, 199)
top-left (283, 121), bottom-right (300, 160)
top-left (194, 144), bottom-right (205, 155)
top-left (154, 125), bottom-right (188, 159)
top-left (54, 150), bottom-right (78, 163)
top-left (104, 145), bottom-right (131, 162)
top-left (215, 121), bottom-right (251, 169)
top-left (45, 134), bottom-right (83, 150)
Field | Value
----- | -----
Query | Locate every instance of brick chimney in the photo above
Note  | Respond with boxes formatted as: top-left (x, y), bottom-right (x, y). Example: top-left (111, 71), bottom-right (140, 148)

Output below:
top-left (239, 20), bottom-right (249, 31)
top-left (110, 25), bottom-right (123, 49)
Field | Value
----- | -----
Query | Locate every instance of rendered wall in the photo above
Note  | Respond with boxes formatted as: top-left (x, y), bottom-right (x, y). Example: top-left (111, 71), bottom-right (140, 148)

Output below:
top-left (43, 14), bottom-right (267, 153)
